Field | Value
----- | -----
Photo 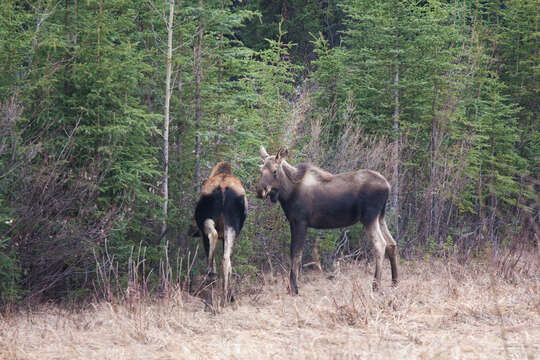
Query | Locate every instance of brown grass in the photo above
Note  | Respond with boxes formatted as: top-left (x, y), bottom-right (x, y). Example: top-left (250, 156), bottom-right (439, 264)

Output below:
top-left (1, 252), bottom-right (539, 360)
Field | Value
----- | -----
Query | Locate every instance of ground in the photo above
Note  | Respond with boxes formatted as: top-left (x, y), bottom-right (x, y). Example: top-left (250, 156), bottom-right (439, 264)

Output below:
top-left (1, 253), bottom-right (539, 359)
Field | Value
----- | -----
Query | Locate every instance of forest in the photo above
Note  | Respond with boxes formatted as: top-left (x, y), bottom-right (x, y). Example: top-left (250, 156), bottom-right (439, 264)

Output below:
top-left (0, 0), bottom-right (538, 306)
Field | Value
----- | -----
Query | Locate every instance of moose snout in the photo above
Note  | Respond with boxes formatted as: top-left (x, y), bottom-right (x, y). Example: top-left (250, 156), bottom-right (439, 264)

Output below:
top-left (256, 184), bottom-right (269, 199)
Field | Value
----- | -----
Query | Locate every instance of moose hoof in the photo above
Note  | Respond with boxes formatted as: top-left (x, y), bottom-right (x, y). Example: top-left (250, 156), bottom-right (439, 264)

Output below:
top-left (392, 279), bottom-right (399, 287)
top-left (372, 281), bottom-right (380, 292)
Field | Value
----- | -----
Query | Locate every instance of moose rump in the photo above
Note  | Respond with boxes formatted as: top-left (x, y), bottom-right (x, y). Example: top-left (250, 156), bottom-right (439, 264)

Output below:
top-left (195, 162), bottom-right (247, 303)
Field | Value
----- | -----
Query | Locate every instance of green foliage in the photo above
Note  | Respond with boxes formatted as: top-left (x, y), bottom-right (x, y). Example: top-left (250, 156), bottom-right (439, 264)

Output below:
top-left (0, 0), bottom-right (537, 304)
top-left (0, 237), bottom-right (22, 303)
top-left (319, 231), bottom-right (340, 253)
top-left (236, 0), bottom-right (344, 64)
top-left (311, 0), bottom-right (536, 249)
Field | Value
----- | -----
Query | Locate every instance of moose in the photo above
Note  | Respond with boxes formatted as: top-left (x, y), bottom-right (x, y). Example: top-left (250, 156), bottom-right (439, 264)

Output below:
top-left (256, 146), bottom-right (398, 294)
top-left (195, 162), bottom-right (248, 303)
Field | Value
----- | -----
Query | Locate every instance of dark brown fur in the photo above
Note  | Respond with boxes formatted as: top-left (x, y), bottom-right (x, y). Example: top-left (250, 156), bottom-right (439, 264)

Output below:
top-left (256, 146), bottom-right (398, 295)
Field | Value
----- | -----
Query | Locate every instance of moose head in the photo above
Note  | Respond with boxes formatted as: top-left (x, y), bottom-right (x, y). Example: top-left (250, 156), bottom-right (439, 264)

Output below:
top-left (256, 145), bottom-right (290, 203)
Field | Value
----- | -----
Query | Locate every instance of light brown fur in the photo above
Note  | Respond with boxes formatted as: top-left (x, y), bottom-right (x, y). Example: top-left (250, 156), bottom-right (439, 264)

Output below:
top-left (290, 164), bottom-right (333, 184)
top-left (201, 162), bottom-right (246, 197)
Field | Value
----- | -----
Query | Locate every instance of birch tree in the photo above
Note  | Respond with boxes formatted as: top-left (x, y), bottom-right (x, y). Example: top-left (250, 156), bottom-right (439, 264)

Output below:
top-left (194, 0), bottom-right (203, 193)
top-left (161, 0), bottom-right (174, 240)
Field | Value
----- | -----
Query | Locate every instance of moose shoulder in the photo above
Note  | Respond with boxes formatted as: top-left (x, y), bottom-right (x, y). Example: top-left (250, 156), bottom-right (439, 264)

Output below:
top-left (256, 146), bottom-right (398, 295)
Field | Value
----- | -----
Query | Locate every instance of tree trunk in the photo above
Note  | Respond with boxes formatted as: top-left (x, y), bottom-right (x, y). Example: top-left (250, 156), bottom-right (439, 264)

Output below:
top-left (478, 162), bottom-right (487, 247)
top-left (429, 64), bottom-right (440, 245)
top-left (175, 0), bottom-right (185, 248)
top-left (194, 0), bottom-right (203, 193)
top-left (392, 2), bottom-right (400, 242)
top-left (214, 0), bottom-right (225, 161)
top-left (161, 0), bottom-right (174, 240)
top-left (488, 121), bottom-right (497, 243)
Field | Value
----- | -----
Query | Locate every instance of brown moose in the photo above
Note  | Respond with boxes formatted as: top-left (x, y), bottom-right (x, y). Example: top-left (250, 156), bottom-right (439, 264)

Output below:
top-left (256, 146), bottom-right (398, 294)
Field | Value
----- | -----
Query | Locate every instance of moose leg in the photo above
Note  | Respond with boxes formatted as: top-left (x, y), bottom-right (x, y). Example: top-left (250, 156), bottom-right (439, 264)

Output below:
top-left (222, 226), bottom-right (235, 303)
top-left (379, 216), bottom-right (398, 285)
top-left (203, 219), bottom-right (218, 283)
top-left (366, 221), bottom-right (386, 291)
top-left (289, 221), bottom-right (307, 295)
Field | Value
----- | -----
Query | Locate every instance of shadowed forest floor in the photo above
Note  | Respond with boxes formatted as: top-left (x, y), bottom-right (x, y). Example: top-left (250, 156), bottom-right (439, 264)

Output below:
top-left (1, 253), bottom-right (539, 359)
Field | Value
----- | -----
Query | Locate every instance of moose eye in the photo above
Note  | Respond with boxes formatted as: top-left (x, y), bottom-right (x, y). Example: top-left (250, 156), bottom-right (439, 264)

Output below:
top-left (273, 169), bottom-right (277, 177)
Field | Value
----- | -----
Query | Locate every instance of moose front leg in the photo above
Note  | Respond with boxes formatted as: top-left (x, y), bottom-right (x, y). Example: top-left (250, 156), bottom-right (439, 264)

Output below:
top-left (289, 221), bottom-right (307, 295)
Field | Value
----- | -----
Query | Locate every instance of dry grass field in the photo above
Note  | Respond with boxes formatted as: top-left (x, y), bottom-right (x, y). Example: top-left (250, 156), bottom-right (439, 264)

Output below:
top-left (1, 251), bottom-right (539, 360)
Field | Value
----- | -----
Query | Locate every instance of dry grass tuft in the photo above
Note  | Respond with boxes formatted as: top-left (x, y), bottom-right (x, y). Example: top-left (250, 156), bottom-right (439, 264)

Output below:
top-left (1, 252), bottom-right (539, 359)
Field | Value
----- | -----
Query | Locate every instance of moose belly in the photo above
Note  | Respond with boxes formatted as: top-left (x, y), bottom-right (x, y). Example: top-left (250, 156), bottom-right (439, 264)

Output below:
top-left (307, 192), bottom-right (362, 229)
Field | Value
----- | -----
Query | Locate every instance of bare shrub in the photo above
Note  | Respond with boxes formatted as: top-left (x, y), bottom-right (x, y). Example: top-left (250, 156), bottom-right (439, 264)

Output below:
top-left (304, 107), bottom-right (392, 177)
top-left (494, 244), bottom-right (540, 283)
top-left (10, 155), bottom-right (118, 301)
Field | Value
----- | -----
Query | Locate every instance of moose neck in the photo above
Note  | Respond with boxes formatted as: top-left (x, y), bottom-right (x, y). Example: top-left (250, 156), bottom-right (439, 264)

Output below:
top-left (277, 160), bottom-right (297, 202)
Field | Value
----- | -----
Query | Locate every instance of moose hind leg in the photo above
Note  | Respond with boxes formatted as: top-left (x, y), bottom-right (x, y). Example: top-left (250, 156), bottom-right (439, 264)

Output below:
top-left (203, 219), bottom-right (218, 283)
top-left (379, 217), bottom-right (398, 285)
top-left (222, 226), bottom-right (235, 303)
top-left (367, 220), bottom-right (386, 291)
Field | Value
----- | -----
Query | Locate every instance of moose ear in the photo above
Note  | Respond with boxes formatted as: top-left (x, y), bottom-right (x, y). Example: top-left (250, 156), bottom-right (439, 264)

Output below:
top-left (275, 146), bottom-right (289, 163)
top-left (259, 145), bottom-right (269, 159)
top-left (281, 160), bottom-right (299, 182)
